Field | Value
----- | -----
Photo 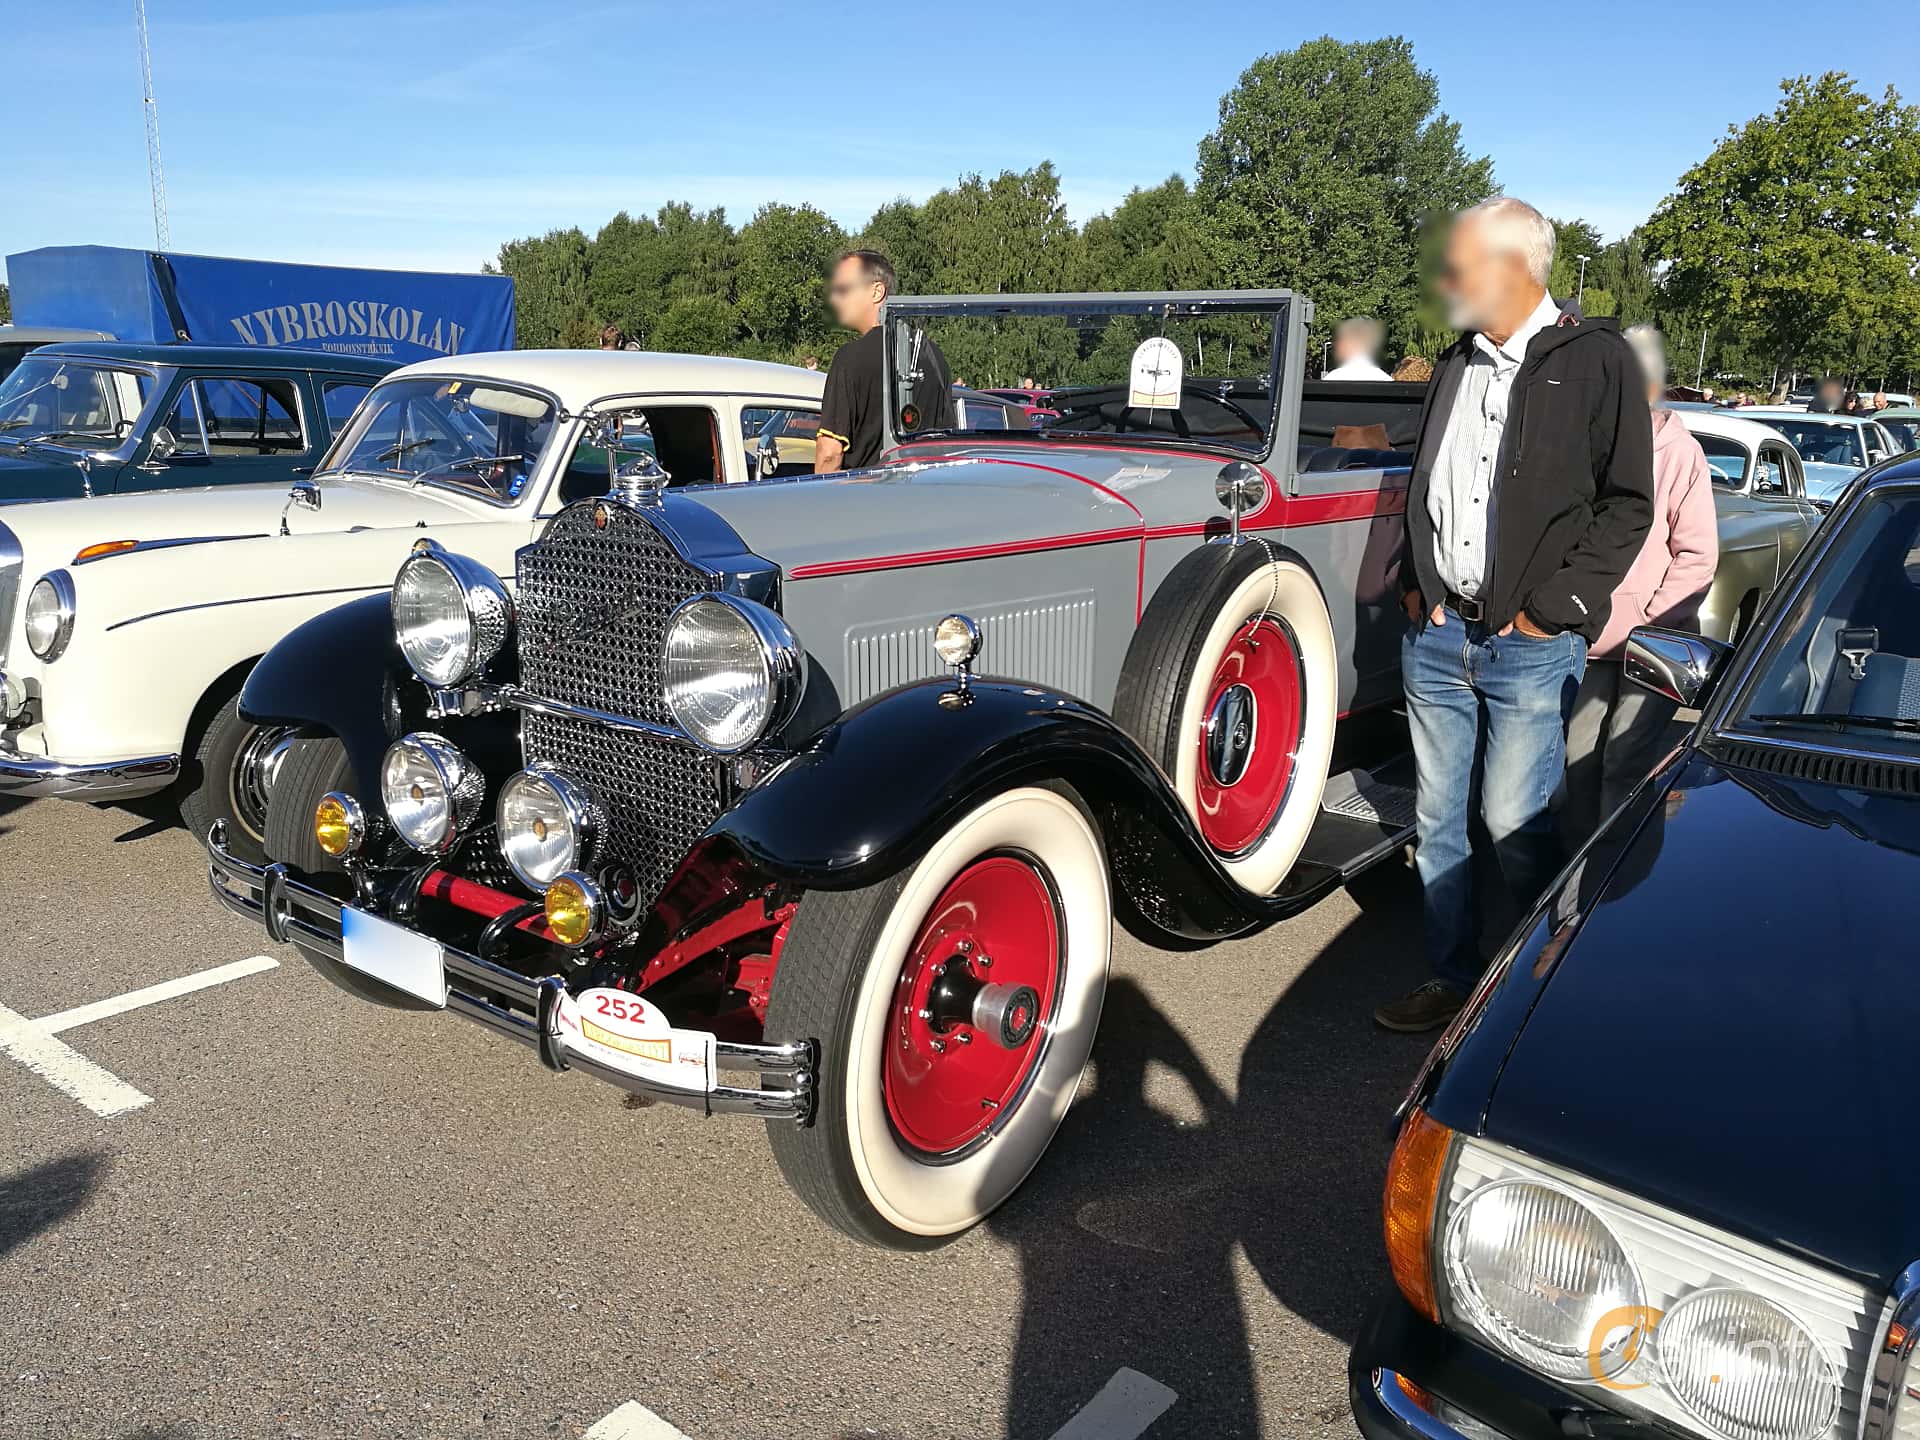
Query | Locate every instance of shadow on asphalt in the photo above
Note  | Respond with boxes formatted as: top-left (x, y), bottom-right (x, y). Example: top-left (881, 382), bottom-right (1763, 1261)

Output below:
top-left (991, 862), bottom-right (1435, 1438)
top-left (0, 1151), bottom-right (108, 1262)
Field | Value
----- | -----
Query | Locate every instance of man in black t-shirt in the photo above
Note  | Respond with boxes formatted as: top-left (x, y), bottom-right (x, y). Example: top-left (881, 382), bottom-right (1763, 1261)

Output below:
top-left (816, 249), bottom-right (953, 472)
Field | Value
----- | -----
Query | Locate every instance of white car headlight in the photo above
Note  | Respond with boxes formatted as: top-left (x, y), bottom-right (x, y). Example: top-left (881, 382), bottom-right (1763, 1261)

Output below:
top-left (663, 594), bottom-right (804, 754)
top-left (1444, 1178), bottom-right (1644, 1382)
top-left (23, 571), bottom-right (75, 661)
top-left (1439, 1141), bottom-right (1878, 1440)
top-left (391, 545), bottom-right (510, 687)
top-left (1657, 1289), bottom-right (1840, 1440)
top-left (380, 733), bottom-right (482, 854)
top-left (497, 766), bottom-right (596, 890)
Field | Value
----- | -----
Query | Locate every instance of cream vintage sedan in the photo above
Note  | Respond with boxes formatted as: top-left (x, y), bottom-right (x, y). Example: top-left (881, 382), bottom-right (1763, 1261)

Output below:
top-left (0, 350), bottom-right (824, 858)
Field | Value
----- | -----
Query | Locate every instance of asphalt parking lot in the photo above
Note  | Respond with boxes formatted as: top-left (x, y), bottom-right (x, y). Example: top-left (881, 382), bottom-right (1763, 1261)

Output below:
top-left (0, 793), bottom-right (1436, 1440)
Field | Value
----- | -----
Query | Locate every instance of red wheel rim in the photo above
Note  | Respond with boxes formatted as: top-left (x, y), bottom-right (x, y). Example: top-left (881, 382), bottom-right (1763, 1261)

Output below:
top-left (1193, 616), bottom-right (1304, 855)
top-left (883, 854), bottom-right (1061, 1156)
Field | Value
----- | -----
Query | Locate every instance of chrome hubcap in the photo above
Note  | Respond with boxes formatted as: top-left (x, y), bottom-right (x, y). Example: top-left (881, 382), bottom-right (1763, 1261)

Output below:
top-left (230, 725), bottom-right (297, 840)
top-left (1204, 683), bottom-right (1256, 787)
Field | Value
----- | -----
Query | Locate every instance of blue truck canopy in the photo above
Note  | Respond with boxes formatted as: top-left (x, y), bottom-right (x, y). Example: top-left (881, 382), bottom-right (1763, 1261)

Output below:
top-left (5, 245), bottom-right (515, 363)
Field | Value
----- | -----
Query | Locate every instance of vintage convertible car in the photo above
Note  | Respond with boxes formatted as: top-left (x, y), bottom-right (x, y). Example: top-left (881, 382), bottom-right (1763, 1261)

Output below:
top-left (207, 289), bottom-right (1424, 1247)
top-left (0, 351), bottom-right (824, 858)
top-left (1350, 456), bottom-right (1920, 1440)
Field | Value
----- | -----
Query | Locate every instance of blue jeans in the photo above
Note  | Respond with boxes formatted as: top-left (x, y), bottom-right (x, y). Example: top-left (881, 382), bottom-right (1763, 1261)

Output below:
top-left (1402, 610), bottom-right (1587, 991)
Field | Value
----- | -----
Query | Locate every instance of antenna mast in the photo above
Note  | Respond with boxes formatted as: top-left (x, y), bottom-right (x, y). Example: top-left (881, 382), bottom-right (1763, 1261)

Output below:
top-left (134, 0), bottom-right (169, 249)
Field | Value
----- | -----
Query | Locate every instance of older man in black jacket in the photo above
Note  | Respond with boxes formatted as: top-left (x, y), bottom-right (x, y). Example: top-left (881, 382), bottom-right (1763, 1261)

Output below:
top-left (1375, 197), bottom-right (1654, 1032)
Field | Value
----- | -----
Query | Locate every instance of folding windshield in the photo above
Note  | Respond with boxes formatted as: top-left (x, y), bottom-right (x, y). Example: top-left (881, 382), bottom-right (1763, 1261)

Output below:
top-left (883, 292), bottom-right (1293, 456)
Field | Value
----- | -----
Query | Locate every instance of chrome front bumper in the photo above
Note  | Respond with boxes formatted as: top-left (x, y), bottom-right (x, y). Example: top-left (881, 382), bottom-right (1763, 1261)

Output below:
top-left (206, 827), bottom-right (814, 1121)
top-left (0, 742), bottom-right (180, 800)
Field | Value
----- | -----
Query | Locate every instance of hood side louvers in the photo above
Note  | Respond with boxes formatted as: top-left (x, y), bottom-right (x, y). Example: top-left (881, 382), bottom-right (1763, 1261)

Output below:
top-left (1714, 738), bottom-right (1920, 796)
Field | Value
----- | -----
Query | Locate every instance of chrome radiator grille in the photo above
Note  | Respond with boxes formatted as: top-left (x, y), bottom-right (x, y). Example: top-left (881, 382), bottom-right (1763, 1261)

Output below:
top-left (516, 502), bottom-right (726, 906)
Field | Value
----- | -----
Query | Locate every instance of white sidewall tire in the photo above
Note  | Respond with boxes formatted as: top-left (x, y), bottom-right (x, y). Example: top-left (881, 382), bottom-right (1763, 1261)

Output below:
top-left (840, 786), bottom-right (1110, 1238)
top-left (1170, 559), bottom-right (1336, 894)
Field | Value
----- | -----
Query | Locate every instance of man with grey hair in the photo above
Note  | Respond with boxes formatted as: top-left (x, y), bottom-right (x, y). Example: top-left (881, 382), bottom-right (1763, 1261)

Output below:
top-left (1375, 195), bottom-right (1654, 1032)
top-left (1325, 316), bottom-right (1392, 381)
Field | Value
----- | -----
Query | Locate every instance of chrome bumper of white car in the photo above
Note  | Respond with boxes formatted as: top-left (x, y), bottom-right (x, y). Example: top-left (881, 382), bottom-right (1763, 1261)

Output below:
top-left (0, 740), bottom-right (180, 800)
top-left (204, 824), bottom-right (815, 1122)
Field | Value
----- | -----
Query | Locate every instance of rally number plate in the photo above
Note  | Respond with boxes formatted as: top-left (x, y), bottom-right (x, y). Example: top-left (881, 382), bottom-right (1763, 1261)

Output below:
top-left (339, 907), bottom-right (448, 1007)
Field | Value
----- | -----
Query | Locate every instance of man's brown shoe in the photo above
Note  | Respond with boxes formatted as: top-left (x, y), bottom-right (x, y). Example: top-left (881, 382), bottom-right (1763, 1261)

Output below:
top-left (1373, 980), bottom-right (1466, 1033)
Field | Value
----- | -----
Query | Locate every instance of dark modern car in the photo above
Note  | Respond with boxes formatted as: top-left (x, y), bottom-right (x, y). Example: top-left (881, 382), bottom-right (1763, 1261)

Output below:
top-left (0, 342), bottom-right (395, 501)
top-left (1350, 457), bottom-right (1920, 1440)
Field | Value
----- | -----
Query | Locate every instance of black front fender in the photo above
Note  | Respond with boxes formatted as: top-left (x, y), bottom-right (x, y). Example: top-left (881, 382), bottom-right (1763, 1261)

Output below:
top-left (709, 678), bottom-right (1347, 948)
top-left (239, 593), bottom-right (406, 796)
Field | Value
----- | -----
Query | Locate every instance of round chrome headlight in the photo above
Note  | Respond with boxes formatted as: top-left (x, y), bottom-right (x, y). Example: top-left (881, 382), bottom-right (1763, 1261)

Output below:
top-left (23, 571), bottom-right (76, 661)
top-left (1443, 1179), bottom-right (1644, 1383)
top-left (497, 766), bottom-right (596, 890)
top-left (391, 545), bottom-right (511, 687)
top-left (379, 733), bottom-right (483, 854)
top-left (663, 594), bottom-right (804, 754)
top-left (1656, 1289), bottom-right (1840, 1440)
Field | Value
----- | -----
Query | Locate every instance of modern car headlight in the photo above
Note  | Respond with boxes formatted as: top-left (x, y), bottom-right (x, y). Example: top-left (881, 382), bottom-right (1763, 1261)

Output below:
top-left (23, 570), bottom-right (75, 661)
top-left (496, 766), bottom-right (596, 890)
top-left (1427, 1139), bottom-right (1871, 1440)
top-left (1443, 1178), bottom-right (1644, 1382)
top-left (662, 594), bottom-right (804, 754)
top-left (391, 544), bottom-right (511, 688)
top-left (380, 733), bottom-right (483, 854)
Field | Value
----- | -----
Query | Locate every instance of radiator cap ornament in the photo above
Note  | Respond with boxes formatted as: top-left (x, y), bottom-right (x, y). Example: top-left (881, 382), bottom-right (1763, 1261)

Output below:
top-left (613, 451), bottom-right (670, 508)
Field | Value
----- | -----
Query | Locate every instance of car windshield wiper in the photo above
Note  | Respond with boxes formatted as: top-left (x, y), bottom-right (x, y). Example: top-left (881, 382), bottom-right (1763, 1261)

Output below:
top-left (410, 454), bottom-right (527, 485)
top-left (1751, 712), bottom-right (1920, 733)
top-left (373, 437), bottom-right (438, 465)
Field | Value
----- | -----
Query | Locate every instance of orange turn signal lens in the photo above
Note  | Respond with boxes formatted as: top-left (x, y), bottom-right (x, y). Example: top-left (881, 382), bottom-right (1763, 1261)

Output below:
top-left (74, 540), bottom-right (138, 562)
top-left (1383, 1108), bottom-right (1454, 1324)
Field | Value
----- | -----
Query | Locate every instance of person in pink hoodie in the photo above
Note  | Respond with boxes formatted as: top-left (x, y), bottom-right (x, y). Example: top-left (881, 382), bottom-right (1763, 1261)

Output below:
top-left (1561, 324), bottom-right (1719, 840)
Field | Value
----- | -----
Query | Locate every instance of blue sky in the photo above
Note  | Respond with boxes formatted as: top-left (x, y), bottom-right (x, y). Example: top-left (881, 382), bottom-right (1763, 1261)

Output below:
top-left (0, 0), bottom-right (1904, 281)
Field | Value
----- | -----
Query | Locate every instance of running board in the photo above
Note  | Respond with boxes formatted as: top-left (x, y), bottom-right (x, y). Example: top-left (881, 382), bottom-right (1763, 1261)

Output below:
top-left (1296, 757), bottom-right (1418, 887)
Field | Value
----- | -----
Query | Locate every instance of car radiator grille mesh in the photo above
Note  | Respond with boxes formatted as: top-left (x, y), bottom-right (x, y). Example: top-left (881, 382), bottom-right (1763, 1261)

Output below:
top-left (515, 502), bottom-right (726, 908)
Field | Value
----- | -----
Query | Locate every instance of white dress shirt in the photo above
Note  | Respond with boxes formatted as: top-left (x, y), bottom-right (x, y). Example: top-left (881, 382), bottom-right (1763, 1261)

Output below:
top-left (1324, 357), bottom-right (1393, 381)
top-left (1427, 290), bottom-right (1562, 600)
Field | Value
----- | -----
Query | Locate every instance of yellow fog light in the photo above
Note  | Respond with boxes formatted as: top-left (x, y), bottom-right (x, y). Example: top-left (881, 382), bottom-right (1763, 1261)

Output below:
top-left (544, 872), bottom-right (602, 947)
top-left (313, 792), bottom-right (366, 858)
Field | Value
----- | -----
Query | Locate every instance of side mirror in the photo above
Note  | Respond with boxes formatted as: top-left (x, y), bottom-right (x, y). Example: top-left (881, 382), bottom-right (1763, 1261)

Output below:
top-left (148, 426), bottom-right (178, 463)
top-left (754, 438), bottom-right (779, 480)
top-left (1214, 460), bottom-right (1267, 543)
top-left (1624, 626), bottom-right (1734, 709)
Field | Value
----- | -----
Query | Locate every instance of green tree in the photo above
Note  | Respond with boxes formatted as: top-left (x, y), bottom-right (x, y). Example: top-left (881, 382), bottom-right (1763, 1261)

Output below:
top-left (1548, 218), bottom-right (1605, 307)
top-left (650, 294), bottom-right (741, 355)
top-left (490, 228), bottom-right (595, 348)
top-left (856, 198), bottom-right (934, 294)
top-left (917, 163), bottom-right (1084, 295)
top-left (0, 283), bottom-right (10, 324)
top-left (1644, 72), bottom-right (1920, 375)
top-left (1588, 228), bottom-right (1660, 327)
top-left (1194, 35), bottom-right (1494, 369)
top-left (734, 203), bottom-right (846, 355)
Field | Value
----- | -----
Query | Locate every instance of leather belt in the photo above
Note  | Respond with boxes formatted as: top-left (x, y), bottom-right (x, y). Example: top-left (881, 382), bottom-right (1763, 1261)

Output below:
top-left (1445, 591), bottom-right (1486, 623)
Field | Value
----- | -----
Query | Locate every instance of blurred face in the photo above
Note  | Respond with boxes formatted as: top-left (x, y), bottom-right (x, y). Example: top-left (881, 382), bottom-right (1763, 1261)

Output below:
top-left (1819, 381), bottom-right (1844, 408)
top-left (829, 257), bottom-right (885, 331)
top-left (1438, 214), bottom-right (1535, 334)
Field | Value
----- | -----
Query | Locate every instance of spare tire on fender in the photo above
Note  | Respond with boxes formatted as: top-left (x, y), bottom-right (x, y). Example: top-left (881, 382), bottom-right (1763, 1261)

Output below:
top-left (1112, 540), bottom-right (1338, 896)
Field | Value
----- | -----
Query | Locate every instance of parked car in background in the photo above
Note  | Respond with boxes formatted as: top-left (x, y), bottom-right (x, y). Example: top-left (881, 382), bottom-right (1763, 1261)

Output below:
top-left (952, 387), bottom-right (1034, 430)
top-left (1868, 403), bottom-right (1920, 455)
top-left (0, 342), bottom-right (393, 503)
top-left (981, 386), bottom-right (1060, 425)
top-left (206, 289), bottom-right (1426, 1249)
top-left (0, 326), bottom-right (114, 385)
top-left (746, 405), bottom-right (823, 477)
top-left (0, 350), bottom-right (823, 862)
top-left (1740, 406), bottom-right (1901, 507)
top-left (1352, 454), bottom-right (1920, 1440)
top-left (1674, 408), bottom-right (1822, 641)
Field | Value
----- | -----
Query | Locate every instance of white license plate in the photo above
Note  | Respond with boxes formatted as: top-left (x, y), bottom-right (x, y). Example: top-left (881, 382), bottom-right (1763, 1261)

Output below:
top-left (340, 907), bottom-right (448, 1006)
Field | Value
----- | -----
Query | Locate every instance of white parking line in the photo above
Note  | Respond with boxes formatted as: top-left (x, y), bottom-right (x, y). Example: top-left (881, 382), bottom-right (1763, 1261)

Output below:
top-left (0, 1004), bottom-right (152, 1118)
top-left (37, 955), bottom-right (279, 1034)
top-left (1047, 1368), bottom-right (1179, 1440)
top-left (582, 1401), bottom-right (695, 1440)
top-left (0, 955), bottom-right (280, 1118)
